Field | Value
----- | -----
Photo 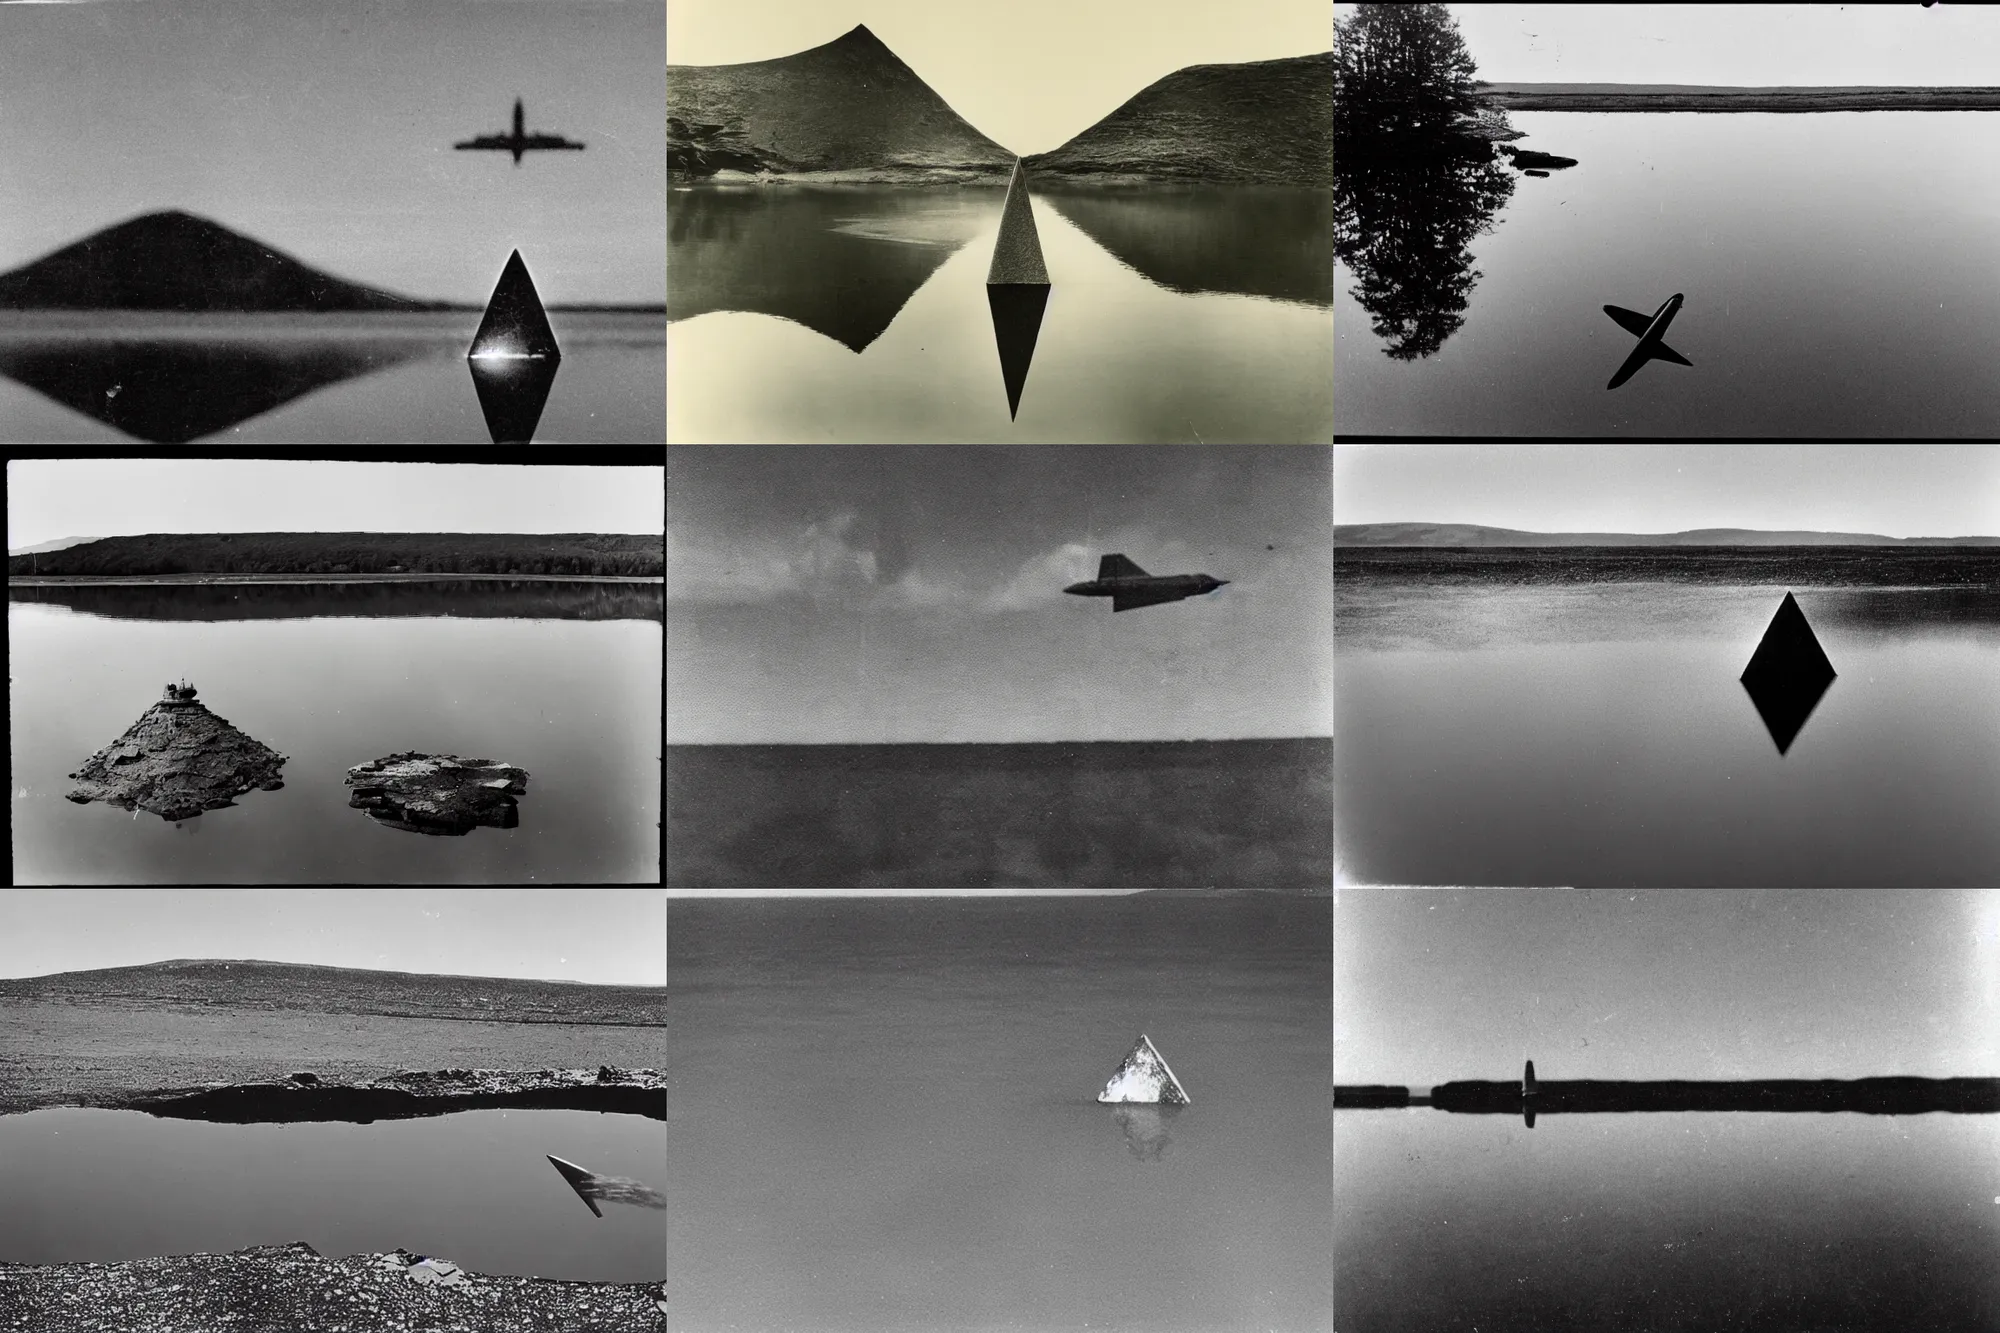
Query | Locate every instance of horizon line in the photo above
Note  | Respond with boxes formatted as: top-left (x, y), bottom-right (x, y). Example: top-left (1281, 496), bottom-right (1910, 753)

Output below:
top-left (1336, 522), bottom-right (1998, 541)
top-left (0, 956), bottom-right (665, 988)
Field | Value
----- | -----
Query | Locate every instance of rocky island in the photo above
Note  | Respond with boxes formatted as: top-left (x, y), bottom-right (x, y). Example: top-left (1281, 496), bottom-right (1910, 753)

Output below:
top-left (128, 1065), bottom-right (666, 1122)
top-left (65, 682), bottom-right (287, 821)
top-left (346, 752), bottom-right (530, 835)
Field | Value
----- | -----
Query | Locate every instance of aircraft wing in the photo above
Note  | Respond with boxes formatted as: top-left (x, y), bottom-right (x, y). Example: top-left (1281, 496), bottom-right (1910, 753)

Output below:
top-left (1113, 587), bottom-right (1188, 612)
top-left (522, 135), bottom-right (586, 151)
top-left (1099, 553), bottom-right (1148, 580)
top-left (1651, 342), bottom-right (1693, 367)
top-left (1603, 305), bottom-right (1654, 337)
top-left (454, 136), bottom-right (510, 150)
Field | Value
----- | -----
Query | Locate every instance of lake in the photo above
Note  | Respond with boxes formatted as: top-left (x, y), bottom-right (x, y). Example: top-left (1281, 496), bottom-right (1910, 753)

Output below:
top-left (8, 582), bottom-right (662, 883)
top-left (1334, 112), bottom-right (2000, 435)
top-left (1333, 550), bottom-right (2000, 886)
top-left (668, 184), bottom-right (1332, 442)
top-left (0, 311), bottom-right (664, 443)
top-left (666, 895), bottom-right (1332, 1332)
top-left (1335, 1107), bottom-right (2000, 1332)
top-left (0, 1108), bottom-right (663, 1283)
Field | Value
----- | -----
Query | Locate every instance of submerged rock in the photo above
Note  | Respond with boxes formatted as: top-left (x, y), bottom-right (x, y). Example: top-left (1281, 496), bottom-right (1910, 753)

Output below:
top-left (65, 682), bottom-right (286, 821)
top-left (345, 751), bottom-right (528, 835)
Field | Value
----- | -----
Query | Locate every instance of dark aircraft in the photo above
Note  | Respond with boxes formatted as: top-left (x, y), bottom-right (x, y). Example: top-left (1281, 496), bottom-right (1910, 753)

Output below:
top-left (1603, 292), bottom-right (1692, 389)
top-left (1063, 554), bottom-right (1228, 612)
top-left (455, 99), bottom-right (586, 164)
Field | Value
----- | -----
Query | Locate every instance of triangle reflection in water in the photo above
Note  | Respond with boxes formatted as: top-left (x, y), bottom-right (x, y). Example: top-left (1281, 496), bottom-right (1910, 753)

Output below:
top-left (466, 249), bottom-right (560, 442)
top-left (1740, 591), bottom-right (1836, 755)
top-left (987, 284), bottom-right (1048, 420)
top-left (468, 355), bottom-right (559, 443)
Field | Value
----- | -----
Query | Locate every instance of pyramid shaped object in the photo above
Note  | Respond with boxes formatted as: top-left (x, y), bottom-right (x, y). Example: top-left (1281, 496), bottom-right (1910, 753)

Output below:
top-left (469, 250), bottom-right (560, 361)
top-left (64, 682), bottom-right (287, 821)
top-left (546, 1155), bottom-right (603, 1218)
top-left (1097, 1034), bottom-right (1190, 1105)
top-left (1740, 591), bottom-right (1837, 755)
top-left (987, 159), bottom-right (1048, 284)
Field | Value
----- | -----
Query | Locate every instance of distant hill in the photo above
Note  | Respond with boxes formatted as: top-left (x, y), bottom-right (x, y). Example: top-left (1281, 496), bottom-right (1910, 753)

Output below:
top-left (8, 535), bottom-right (98, 557)
top-left (1026, 52), bottom-right (1333, 185)
top-left (0, 211), bottom-right (451, 312)
top-left (667, 24), bottom-right (1013, 180)
top-left (1336, 523), bottom-right (2000, 547)
top-left (7, 532), bottom-right (665, 578)
top-left (1475, 83), bottom-right (2000, 112)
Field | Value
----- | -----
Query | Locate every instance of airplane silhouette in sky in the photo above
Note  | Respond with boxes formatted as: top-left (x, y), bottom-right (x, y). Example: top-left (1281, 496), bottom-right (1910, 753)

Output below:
top-left (455, 99), bottom-right (586, 165)
top-left (1603, 292), bottom-right (1692, 389)
top-left (1064, 554), bottom-right (1228, 612)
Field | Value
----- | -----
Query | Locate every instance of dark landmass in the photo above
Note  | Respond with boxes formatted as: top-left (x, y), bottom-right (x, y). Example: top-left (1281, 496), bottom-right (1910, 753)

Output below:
top-left (1331, 1085), bottom-right (1412, 1107)
top-left (346, 753), bottom-right (530, 837)
top-left (9, 579), bottom-right (663, 624)
top-left (1336, 545), bottom-right (2000, 590)
top-left (1036, 185), bottom-right (1331, 306)
top-left (1498, 146), bottom-right (1576, 170)
top-left (667, 738), bottom-right (1332, 889)
top-left (64, 685), bottom-right (287, 822)
top-left (0, 1243), bottom-right (663, 1333)
top-left (9, 532), bottom-right (664, 578)
top-left (129, 1066), bottom-right (665, 1123)
top-left (1479, 82), bottom-right (2000, 112)
top-left (1335, 523), bottom-right (2000, 547)
top-left (668, 24), bottom-right (1013, 180)
top-left (1427, 1078), bottom-right (2000, 1115)
top-left (0, 212), bottom-right (453, 312)
top-left (1027, 52), bottom-right (1332, 185)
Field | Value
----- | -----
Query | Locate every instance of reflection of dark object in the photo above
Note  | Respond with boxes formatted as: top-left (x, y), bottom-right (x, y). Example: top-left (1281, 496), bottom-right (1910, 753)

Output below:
top-left (1111, 1104), bottom-right (1183, 1161)
top-left (0, 210), bottom-right (446, 311)
top-left (130, 1069), bottom-right (667, 1123)
top-left (9, 579), bottom-right (663, 624)
top-left (1500, 146), bottom-right (1578, 170)
top-left (65, 686), bottom-right (287, 821)
top-left (467, 251), bottom-right (560, 441)
top-left (1429, 1077), bottom-right (2000, 1117)
top-left (1741, 591), bottom-right (1837, 754)
top-left (1064, 552), bottom-right (1228, 613)
top-left (1523, 168), bottom-right (1549, 177)
top-left (1603, 293), bottom-right (1692, 390)
top-left (547, 1155), bottom-right (667, 1217)
top-left (1038, 187), bottom-right (1331, 307)
top-left (986, 285), bottom-right (1048, 420)
top-left (345, 752), bottom-right (529, 837)
top-left (469, 354), bottom-right (559, 443)
top-left (0, 337), bottom-right (425, 442)
top-left (454, 98), bottom-right (585, 165)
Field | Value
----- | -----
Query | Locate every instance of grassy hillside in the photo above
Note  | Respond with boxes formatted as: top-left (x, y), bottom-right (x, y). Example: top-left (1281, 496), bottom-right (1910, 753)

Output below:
top-left (668, 24), bottom-right (1013, 179)
top-left (1027, 52), bottom-right (1332, 185)
top-left (8, 532), bottom-right (664, 578)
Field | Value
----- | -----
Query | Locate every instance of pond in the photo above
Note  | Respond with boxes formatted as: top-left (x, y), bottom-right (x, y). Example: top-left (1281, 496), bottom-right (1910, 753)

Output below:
top-left (1333, 552), bottom-right (2000, 886)
top-left (667, 895), bottom-right (1332, 1332)
top-left (7, 582), bottom-right (662, 883)
top-left (0, 1108), bottom-right (663, 1283)
top-left (668, 184), bottom-right (1332, 442)
top-left (1335, 112), bottom-right (2000, 436)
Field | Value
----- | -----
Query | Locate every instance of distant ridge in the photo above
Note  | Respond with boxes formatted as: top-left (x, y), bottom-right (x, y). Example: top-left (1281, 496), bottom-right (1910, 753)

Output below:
top-left (1336, 523), bottom-right (2000, 547)
top-left (8, 535), bottom-right (98, 558)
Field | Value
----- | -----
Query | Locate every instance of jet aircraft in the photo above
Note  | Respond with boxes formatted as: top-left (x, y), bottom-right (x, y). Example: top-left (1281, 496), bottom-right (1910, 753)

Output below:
top-left (1602, 292), bottom-right (1692, 389)
top-left (455, 99), bottom-right (586, 164)
top-left (1063, 554), bottom-right (1228, 612)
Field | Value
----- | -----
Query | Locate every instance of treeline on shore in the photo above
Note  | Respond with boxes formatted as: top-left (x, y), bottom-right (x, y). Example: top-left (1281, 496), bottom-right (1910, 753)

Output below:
top-left (9, 533), bottom-right (664, 578)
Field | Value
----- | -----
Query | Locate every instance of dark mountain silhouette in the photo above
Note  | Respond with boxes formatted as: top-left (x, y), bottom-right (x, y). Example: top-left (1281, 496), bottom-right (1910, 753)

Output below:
top-left (1335, 523), bottom-right (2000, 547)
top-left (0, 211), bottom-right (450, 312)
top-left (667, 24), bottom-right (1014, 178)
top-left (1027, 52), bottom-right (1333, 185)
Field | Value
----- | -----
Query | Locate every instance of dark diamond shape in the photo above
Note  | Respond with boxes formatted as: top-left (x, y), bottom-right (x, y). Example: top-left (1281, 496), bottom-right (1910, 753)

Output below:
top-left (1740, 591), bottom-right (1836, 754)
top-left (468, 250), bottom-right (560, 361)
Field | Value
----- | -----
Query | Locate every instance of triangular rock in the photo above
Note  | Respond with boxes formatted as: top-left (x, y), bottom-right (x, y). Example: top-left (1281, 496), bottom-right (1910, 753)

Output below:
top-left (987, 159), bottom-right (1049, 285)
top-left (469, 250), bottom-right (560, 361)
top-left (1097, 1033), bottom-right (1190, 1105)
top-left (64, 682), bottom-right (286, 821)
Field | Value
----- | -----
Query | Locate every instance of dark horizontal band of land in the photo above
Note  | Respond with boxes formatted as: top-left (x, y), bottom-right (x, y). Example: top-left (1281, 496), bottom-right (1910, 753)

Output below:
top-left (1479, 85), bottom-right (2000, 112)
top-left (126, 1080), bottom-right (665, 1123)
top-left (1337, 1079), bottom-right (2000, 1114)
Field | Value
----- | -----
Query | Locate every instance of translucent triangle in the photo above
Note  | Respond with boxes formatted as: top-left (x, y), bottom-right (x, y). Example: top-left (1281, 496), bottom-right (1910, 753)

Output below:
top-left (1097, 1033), bottom-right (1190, 1105)
top-left (468, 250), bottom-right (560, 362)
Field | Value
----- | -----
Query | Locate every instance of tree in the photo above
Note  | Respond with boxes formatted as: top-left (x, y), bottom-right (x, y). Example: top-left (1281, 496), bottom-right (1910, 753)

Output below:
top-left (1336, 4), bottom-right (1483, 140)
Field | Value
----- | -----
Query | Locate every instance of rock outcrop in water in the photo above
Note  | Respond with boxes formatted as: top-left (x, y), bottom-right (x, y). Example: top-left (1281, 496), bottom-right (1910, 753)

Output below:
top-left (127, 1067), bottom-right (667, 1123)
top-left (345, 752), bottom-right (529, 835)
top-left (65, 683), bottom-right (287, 821)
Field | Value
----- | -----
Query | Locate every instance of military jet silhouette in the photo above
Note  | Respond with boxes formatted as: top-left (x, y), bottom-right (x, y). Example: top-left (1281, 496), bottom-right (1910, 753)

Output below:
top-left (455, 99), bottom-right (586, 165)
top-left (1603, 292), bottom-right (1692, 389)
top-left (1064, 554), bottom-right (1228, 612)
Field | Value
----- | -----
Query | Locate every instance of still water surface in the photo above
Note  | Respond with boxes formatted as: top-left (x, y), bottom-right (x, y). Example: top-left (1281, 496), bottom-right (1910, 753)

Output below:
top-left (667, 896), bottom-right (1331, 1332)
top-left (8, 584), bottom-right (661, 883)
top-left (1335, 113), bottom-right (2000, 435)
top-left (0, 1108), bottom-right (663, 1282)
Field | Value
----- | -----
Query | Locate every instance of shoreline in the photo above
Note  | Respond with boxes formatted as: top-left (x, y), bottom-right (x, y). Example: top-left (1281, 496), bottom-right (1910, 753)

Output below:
top-left (1478, 84), bottom-right (2000, 112)
top-left (123, 1067), bottom-right (666, 1123)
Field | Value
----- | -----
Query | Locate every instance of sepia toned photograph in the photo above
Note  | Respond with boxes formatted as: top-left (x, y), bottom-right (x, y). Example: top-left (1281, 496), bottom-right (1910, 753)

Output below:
top-left (1333, 444), bottom-right (2000, 887)
top-left (666, 444), bottom-right (1332, 889)
top-left (1335, 888), bottom-right (2000, 1330)
top-left (1335, 3), bottom-right (2000, 436)
top-left (667, 0), bottom-right (1331, 442)
top-left (0, 887), bottom-right (665, 1330)
top-left (0, 0), bottom-right (664, 444)
top-left (8, 458), bottom-right (664, 884)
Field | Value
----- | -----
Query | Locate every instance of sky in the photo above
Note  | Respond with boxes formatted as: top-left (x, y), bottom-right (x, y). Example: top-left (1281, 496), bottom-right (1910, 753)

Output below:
top-left (1334, 888), bottom-right (2000, 1085)
top-left (0, 889), bottom-right (666, 985)
top-left (1388, 4), bottom-right (2000, 86)
top-left (1333, 445), bottom-right (2000, 538)
top-left (668, 0), bottom-right (1332, 156)
top-left (0, 0), bottom-right (664, 305)
top-left (667, 445), bottom-right (1332, 743)
top-left (7, 459), bottom-right (665, 550)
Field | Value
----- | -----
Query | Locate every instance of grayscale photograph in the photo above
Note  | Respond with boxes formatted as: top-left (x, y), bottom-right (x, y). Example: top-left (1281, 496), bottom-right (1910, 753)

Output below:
top-left (1335, 888), bottom-right (2000, 1330)
top-left (8, 458), bottom-right (664, 884)
top-left (1335, 3), bottom-right (2000, 436)
top-left (1333, 444), bottom-right (2000, 887)
top-left (0, 887), bottom-right (665, 1328)
top-left (0, 0), bottom-right (664, 444)
top-left (667, 0), bottom-right (1331, 443)
top-left (666, 444), bottom-right (1332, 889)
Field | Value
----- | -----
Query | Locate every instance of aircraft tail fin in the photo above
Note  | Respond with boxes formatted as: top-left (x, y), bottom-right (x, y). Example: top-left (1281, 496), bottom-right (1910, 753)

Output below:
top-left (1098, 553), bottom-right (1147, 580)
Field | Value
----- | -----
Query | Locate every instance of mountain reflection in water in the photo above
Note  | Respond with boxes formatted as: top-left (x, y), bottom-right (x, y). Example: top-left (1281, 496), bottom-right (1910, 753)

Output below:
top-left (1038, 186), bottom-right (1331, 308)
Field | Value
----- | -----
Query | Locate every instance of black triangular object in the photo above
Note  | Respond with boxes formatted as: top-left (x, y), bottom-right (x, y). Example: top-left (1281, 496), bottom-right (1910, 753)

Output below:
top-left (987, 283), bottom-right (1048, 420)
top-left (468, 356), bottom-right (559, 443)
top-left (1740, 591), bottom-right (1836, 755)
top-left (468, 250), bottom-right (560, 361)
